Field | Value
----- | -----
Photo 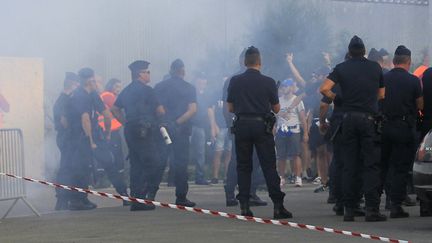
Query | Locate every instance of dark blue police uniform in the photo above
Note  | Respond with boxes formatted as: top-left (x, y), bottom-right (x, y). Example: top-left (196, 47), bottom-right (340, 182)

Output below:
top-left (114, 80), bottom-right (160, 201)
top-left (227, 68), bottom-right (285, 205)
top-left (381, 65), bottom-right (422, 214)
top-left (327, 55), bottom-right (384, 218)
top-left (421, 68), bottom-right (432, 139)
top-left (154, 75), bottom-right (196, 203)
top-left (66, 87), bottom-right (99, 204)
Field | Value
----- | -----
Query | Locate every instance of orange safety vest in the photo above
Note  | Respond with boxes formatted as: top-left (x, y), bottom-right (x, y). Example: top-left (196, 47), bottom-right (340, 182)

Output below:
top-left (98, 91), bottom-right (122, 131)
top-left (413, 65), bottom-right (428, 79)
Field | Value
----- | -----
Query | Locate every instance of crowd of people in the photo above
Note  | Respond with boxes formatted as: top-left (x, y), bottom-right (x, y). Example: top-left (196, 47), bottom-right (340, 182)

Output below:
top-left (51, 36), bottom-right (432, 221)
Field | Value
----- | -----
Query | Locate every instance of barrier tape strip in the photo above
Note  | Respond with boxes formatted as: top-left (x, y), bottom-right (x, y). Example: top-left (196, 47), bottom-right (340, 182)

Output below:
top-left (0, 172), bottom-right (410, 243)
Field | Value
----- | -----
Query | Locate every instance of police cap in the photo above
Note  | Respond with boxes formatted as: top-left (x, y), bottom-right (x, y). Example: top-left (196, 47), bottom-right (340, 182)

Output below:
top-left (394, 45), bottom-right (411, 57)
top-left (348, 35), bottom-right (365, 50)
top-left (128, 60), bottom-right (150, 72)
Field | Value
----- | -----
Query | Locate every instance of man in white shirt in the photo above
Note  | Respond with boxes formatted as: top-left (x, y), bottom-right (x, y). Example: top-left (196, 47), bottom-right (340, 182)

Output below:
top-left (276, 79), bottom-right (308, 187)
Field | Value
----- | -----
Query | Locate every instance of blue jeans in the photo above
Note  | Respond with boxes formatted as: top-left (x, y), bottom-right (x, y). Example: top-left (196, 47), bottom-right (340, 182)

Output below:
top-left (191, 126), bottom-right (206, 182)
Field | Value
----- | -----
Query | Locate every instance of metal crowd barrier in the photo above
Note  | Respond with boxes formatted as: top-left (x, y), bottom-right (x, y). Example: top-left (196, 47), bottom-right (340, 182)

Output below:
top-left (0, 128), bottom-right (39, 218)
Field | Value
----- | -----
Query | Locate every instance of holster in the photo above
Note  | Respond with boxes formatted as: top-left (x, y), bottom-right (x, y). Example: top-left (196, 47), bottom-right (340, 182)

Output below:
top-left (264, 113), bottom-right (276, 135)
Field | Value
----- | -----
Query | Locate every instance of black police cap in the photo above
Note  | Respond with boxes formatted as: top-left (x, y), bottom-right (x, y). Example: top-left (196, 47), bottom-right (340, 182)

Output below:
top-left (128, 60), bottom-right (150, 72)
top-left (64, 72), bottom-right (78, 82)
top-left (348, 35), bottom-right (365, 50)
top-left (394, 45), bottom-right (411, 57)
top-left (170, 58), bottom-right (185, 72)
top-left (78, 67), bottom-right (95, 80)
top-left (245, 46), bottom-right (260, 56)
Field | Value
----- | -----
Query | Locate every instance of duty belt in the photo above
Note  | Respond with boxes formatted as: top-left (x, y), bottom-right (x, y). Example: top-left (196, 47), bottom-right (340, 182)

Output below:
top-left (236, 114), bottom-right (265, 122)
top-left (343, 111), bottom-right (374, 121)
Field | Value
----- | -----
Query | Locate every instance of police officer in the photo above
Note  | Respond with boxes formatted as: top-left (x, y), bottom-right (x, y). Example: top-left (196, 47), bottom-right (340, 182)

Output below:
top-left (227, 46), bottom-right (292, 219)
top-left (223, 49), bottom-right (267, 207)
top-left (380, 46), bottom-right (423, 218)
top-left (66, 67), bottom-right (111, 210)
top-left (153, 59), bottom-right (197, 207)
top-left (53, 72), bottom-right (79, 210)
top-left (111, 60), bottom-right (164, 211)
top-left (320, 36), bottom-right (386, 222)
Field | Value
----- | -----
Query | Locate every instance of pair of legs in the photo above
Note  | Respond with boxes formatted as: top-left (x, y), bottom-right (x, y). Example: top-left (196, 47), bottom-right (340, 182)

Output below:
top-left (212, 128), bottom-right (232, 180)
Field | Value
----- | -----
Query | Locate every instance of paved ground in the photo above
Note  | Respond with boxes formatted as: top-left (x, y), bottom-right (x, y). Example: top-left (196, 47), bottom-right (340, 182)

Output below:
top-left (0, 181), bottom-right (430, 243)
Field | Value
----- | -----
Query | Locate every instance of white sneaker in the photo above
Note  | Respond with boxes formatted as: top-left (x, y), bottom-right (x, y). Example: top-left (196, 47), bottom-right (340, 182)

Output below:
top-left (280, 176), bottom-right (286, 187)
top-left (295, 176), bottom-right (302, 187)
top-left (313, 177), bottom-right (322, 185)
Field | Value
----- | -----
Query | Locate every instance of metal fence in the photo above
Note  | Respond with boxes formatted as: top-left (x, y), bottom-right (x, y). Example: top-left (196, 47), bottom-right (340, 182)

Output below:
top-left (0, 128), bottom-right (39, 218)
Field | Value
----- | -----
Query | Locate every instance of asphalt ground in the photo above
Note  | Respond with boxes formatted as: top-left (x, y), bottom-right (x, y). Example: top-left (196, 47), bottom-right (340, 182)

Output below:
top-left (0, 181), bottom-right (431, 243)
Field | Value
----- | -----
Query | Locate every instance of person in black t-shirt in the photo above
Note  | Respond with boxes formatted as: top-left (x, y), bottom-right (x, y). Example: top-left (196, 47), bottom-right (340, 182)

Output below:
top-left (320, 36), bottom-right (386, 222)
top-left (381, 46), bottom-right (423, 218)
top-left (227, 46), bottom-right (292, 219)
top-left (421, 68), bottom-right (432, 139)
top-left (53, 72), bottom-right (79, 211)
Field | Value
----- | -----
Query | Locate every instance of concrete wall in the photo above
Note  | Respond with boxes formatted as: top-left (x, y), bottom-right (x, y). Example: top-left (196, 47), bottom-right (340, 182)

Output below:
top-left (0, 58), bottom-right (45, 178)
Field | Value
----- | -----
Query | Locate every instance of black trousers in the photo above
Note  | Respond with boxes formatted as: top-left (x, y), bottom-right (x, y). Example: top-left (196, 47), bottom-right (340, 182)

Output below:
top-left (381, 120), bottom-right (416, 206)
top-left (67, 135), bottom-right (93, 201)
top-left (124, 125), bottom-right (158, 198)
top-left (225, 140), bottom-right (261, 198)
top-left (234, 120), bottom-right (285, 204)
top-left (152, 128), bottom-right (191, 199)
top-left (341, 113), bottom-right (381, 209)
top-left (55, 132), bottom-right (71, 201)
top-left (93, 135), bottom-right (128, 195)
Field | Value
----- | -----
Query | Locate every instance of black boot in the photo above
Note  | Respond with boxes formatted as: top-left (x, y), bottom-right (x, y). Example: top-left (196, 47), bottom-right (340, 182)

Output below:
top-left (55, 199), bottom-right (69, 211)
top-left (365, 208), bottom-right (387, 222)
top-left (224, 186), bottom-right (238, 207)
top-left (176, 197), bottom-right (196, 207)
top-left (130, 202), bottom-right (156, 211)
top-left (343, 207), bottom-right (355, 222)
top-left (390, 205), bottom-right (409, 218)
top-left (249, 194), bottom-right (268, 207)
top-left (69, 199), bottom-right (96, 211)
top-left (240, 202), bottom-right (254, 217)
top-left (327, 193), bottom-right (337, 204)
top-left (273, 203), bottom-right (293, 219)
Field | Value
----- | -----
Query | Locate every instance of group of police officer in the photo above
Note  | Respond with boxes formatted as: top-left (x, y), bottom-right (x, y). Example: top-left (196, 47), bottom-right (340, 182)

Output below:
top-left (53, 35), bottom-right (428, 221)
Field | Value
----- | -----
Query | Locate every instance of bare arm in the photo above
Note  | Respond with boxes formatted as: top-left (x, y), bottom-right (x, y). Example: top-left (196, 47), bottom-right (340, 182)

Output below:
top-left (176, 103), bottom-right (197, 125)
top-left (81, 112), bottom-right (96, 148)
top-left (319, 102), bottom-right (330, 124)
top-left (227, 102), bottom-right (234, 113)
top-left (287, 53), bottom-right (306, 88)
top-left (417, 97), bottom-right (424, 111)
top-left (111, 105), bottom-right (126, 125)
top-left (378, 88), bottom-right (385, 100)
top-left (299, 110), bottom-right (308, 141)
top-left (208, 106), bottom-right (219, 141)
top-left (272, 103), bottom-right (281, 114)
top-left (60, 116), bottom-right (68, 129)
top-left (320, 78), bottom-right (336, 100)
top-left (156, 105), bottom-right (165, 116)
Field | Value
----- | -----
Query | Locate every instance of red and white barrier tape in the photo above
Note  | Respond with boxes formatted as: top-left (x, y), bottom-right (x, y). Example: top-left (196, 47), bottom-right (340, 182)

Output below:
top-left (0, 172), bottom-right (410, 243)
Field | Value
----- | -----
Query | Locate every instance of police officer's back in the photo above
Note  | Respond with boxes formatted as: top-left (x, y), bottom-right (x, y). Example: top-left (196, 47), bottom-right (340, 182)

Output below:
top-left (420, 68), bottom-right (432, 139)
top-left (227, 46), bottom-right (292, 219)
top-left (154, 59), bottom-right (197, 207)
top-left (381, 46), bottom-right (423, 218)
top-left (320, 36), bottom-right (386, 222)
